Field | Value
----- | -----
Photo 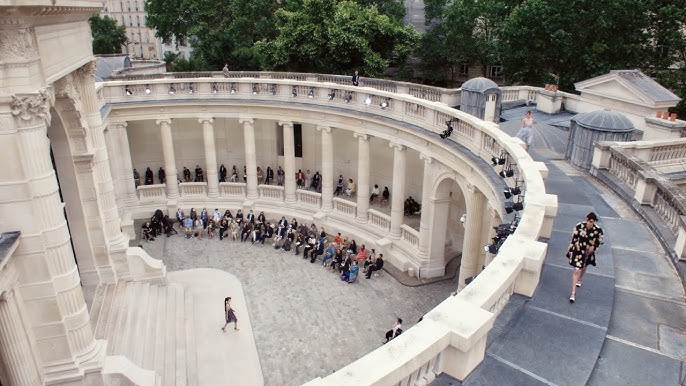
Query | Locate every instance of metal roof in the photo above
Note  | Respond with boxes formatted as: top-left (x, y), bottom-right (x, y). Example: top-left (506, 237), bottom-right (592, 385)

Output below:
top-left (571, 109), bottom-right (635, 132)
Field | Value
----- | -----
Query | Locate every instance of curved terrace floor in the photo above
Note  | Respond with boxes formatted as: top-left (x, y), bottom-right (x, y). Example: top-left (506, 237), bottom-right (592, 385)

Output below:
top-left (139, 230), bottom-right (456, 386)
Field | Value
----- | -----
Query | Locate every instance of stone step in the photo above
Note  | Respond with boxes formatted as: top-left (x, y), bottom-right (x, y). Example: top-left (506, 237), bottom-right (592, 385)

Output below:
top-left (174, 283), bottom-right (187, 386)
top-left (163, 283), bottom-right (177, 386)
top-left (88, 284), bottom-right (107, 335)
top-left (112, 281), bottom-right (136, 355)
top-left (184, 289), bottom-right (198, 386)
top-left (130, 282), bottom-right (152, 365)
top-left (153, 283), bottom-right (168, 378)
top-left (105, 281), bottom-right (129, 356)
top-left (143, 284), bottom-right (159, 370)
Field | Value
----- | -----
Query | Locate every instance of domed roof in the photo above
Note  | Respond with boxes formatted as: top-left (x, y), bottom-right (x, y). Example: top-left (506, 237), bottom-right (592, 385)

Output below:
top-left (461, 77), bottom-right (499, 92)
top-left (571, 109), bottom-right (634, 132)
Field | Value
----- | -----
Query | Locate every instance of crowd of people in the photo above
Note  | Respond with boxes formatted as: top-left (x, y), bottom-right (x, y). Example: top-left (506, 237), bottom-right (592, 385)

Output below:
top-left (140, 208), bottom-right (386, 282)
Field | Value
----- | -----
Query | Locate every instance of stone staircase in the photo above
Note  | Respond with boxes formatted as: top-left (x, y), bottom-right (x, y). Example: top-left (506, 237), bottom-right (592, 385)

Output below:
top-left (89, 280), bottom-right (198, 386)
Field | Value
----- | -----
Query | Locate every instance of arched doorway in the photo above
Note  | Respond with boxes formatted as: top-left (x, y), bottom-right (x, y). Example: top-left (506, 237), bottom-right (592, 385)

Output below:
top-left (428, 175), bottom-right (467, 276)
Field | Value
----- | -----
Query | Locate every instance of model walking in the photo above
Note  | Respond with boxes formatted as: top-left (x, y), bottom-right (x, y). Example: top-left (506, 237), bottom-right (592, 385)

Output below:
top-left (221, 296), bottom-right (239, 331)
top-left (566, 212), bottom-right (603, 303)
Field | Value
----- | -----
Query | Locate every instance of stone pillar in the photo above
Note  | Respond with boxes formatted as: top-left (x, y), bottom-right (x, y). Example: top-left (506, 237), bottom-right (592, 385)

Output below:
top-left (389, 142), bottom-right (406, 238)
top-left (280, 121), bottom-right (296, 204)
top-left (200, 118), bottom-right (219, 197)
top-left (104, 126), bottom-right (123, 210)
top-left (241, 118), bottom-right (259, 200)
top-left (458, 184), bottom-right (486, 289)
top-left (354, 132), bottom-right (371, 222)
top-left (114, 122), bottom-right (138, 203)
top-left (318, 125), bottom-right (334, 211)
top-left (417, 154), bottom-right (433, 263)
top-left (9, 89), bottom-right (103, 381)
top-left (0, 289), bottom-right (42, 386)
top-left (157, 118), bottom-right (179, 198)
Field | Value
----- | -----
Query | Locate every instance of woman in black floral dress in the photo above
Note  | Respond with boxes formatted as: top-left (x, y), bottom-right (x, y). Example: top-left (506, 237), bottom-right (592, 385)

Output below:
top-left (566, 212), bottom-right (603, 303)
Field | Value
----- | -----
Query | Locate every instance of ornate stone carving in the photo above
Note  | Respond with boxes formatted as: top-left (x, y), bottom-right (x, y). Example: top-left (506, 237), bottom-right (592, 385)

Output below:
top-left (10, 88), bottom-right (54, 126)
top-left (55, 75), bottom-right (83, 109)
top-left (0, 27), bottom-right (39, 61)
top-left (76, 60), bottom-right (98, 79)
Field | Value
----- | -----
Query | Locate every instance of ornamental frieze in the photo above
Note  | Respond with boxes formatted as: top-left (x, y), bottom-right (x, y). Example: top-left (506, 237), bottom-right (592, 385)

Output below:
top-left (0, 27), bottom-right (39, 61)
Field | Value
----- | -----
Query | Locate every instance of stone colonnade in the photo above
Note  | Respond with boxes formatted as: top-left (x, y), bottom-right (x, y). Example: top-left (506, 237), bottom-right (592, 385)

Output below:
top-left (105, 116), bottom-right (501, 282)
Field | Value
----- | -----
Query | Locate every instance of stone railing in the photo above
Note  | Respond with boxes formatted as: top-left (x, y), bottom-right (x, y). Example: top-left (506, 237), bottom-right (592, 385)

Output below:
top-left (368, 209), bottom-right (391, 232)
top-left (400, 224), bottom-right (419, 247)
top-left (258, 184), bottom-right (284, 200)
top-left (179, 182), bottom-right (207, 197)
top-left (297, 190), bottom-right (322, 207)
top-left (101, 72), bottom-right (557, 384)
top-left (137, 184), bottom-right (165, 201)
top-left (332, 198), bottom-right (357, 218)
top-left (219, 182), bottom-right (246, 197)
top-left (591, 140), bottom-right (686, 265)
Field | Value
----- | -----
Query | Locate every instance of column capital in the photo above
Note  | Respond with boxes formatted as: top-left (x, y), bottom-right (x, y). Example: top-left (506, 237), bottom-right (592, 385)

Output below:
top-left (316, 125), bottom-right (332, 133)
top-left (0, 288), bottom-right (15, 302)
top-left (389, 142), bottom-right (406, 152)
top-left (198, 117), bottom-right (214, 124)
top-left (419, 153), bottom-right (433, 164)
top-left (353, 131), bottom-right (369, 141)
top-left (75, 60), bottom-right (98, 79)
top-left (107, 121), bottom-right (128, 130)
top-left (238, 117), bottom-right (254, 125)
top-left (278, 120), bottom-right (293, 128)
top-left (156, 118), bottom-right (172, 126)
top-left (10, 88), bottom-right (54, 127)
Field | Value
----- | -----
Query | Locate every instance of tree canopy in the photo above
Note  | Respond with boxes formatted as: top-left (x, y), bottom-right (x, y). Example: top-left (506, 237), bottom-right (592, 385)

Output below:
top-left (89, 14), bottom-right (128, 55)
top-left (255, 0), bottom-right (418, 76)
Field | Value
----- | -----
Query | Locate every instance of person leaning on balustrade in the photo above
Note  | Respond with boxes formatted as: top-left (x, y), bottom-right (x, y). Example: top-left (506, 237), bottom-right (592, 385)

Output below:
top-left (145, 167), bottom-right (154, 185)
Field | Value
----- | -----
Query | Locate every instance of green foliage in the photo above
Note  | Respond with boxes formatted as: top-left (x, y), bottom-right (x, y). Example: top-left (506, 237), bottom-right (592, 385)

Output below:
top-left (256, 0), bottom-right (418, 77)
top-left (89, 14), bottom-right (128, 55)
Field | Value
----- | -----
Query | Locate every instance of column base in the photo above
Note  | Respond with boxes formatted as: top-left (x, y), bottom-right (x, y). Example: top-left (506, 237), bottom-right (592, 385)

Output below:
top-left (208, 192), bottom-right (220, 199)
top-left (355, 216), bottom-right (368, 224)
top-left (43, 339), bottom-right (106, 386)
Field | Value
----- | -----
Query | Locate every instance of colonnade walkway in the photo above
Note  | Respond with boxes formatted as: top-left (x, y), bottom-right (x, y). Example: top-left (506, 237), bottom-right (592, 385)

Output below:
top-left (433, 108), bottom-right (686, 385)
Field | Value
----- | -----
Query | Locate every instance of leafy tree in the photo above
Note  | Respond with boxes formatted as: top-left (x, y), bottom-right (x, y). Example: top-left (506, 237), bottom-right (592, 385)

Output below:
top-left (89, 14), bottom-right (128, 55)
top-left (145, 0), bottom-right (279, 70)
top-left (255, 0), bottom-right (419, 77)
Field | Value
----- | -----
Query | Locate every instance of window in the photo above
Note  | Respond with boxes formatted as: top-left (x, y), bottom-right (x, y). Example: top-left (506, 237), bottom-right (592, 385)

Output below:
top-left (488, 65), bottom-right (503, 79)
top-left (460, 63), bottom-right (469, 76)
top-left (136, 15), bottom-right (140, 27)
top-left (120, 1), bottom-right (123, 11)
top-left (126, 1), bottom-right (130, 11)
top-left (128, 15), bottom-right (132, 27)
top-left (121, 16), bottom-right (125, 25)
top-left (134, 1), bottom-right (138, 11)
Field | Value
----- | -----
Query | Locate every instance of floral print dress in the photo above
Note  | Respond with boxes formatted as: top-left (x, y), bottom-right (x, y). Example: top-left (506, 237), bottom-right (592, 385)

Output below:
top-left (567, 222), bottom-right (604, 268)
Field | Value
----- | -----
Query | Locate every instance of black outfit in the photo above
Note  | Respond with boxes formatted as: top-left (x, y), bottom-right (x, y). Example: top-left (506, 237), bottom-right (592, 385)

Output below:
top-left (219, 165), bottom-right (227, 182)
top-left (351, 73), bottom-right (360, 86)
top-left (195, 166), bottom-right (204, 182)
top-left (266, 167), bottom-right (274, 184)
top-left (158, 167), bottom-right (166, 184)
top-left (365, 257), bottom-right (384, 278)
top-left (145, 167), bottom-right (154, 185)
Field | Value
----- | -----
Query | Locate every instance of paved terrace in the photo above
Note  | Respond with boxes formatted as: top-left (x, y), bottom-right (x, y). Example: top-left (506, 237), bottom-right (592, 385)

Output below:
top-left (433, 107), bottom-right (686, 385)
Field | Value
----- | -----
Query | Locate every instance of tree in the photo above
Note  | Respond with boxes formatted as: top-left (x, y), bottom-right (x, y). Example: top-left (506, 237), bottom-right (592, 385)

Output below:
top-left (255, 0), bottom-right (419, 77)
top-left (89, 14), bottom-right (128, 55)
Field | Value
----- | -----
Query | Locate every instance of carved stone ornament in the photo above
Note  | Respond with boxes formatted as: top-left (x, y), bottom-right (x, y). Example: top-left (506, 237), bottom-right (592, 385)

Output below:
top-left (76, 60), bottom-right (98, 79)
top-left (0, 27), bottom-right (39, 61)
top-left (55, 75), bottom-right (83, 109)
top-left (10, 88), bottom-right (54, 126)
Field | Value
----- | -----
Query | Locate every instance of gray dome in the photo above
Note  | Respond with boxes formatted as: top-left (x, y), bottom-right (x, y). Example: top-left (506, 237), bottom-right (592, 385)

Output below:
top-left (461, 77), bottom-right (499, 92)
top-left (571, 109), bottom-right (634, 132)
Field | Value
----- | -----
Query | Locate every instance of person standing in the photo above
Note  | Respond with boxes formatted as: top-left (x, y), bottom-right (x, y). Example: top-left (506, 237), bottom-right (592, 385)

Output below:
top-left (384, 317), bottom-right (402, 343)
top-left (351, 70), bottom-right (360, 86)
top-left (566, 212), bottom-right (603, 303)
top-left (516, 110), bottom-right (535, 151)
top-left (221, 297), bottom-right (239, 332)
top-left (222, 64), bottom-right (230, 78)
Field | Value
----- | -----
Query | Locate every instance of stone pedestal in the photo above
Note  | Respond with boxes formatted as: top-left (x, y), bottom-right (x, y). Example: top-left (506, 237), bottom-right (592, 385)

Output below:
top-left (536, 89), bottom-right (562, 114)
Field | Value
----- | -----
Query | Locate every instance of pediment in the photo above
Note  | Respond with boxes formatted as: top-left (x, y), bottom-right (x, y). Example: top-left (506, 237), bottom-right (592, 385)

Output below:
top-left (575, 70), bottom-right (681, 108)
top-left (576, 77), bottom-right (651, 105)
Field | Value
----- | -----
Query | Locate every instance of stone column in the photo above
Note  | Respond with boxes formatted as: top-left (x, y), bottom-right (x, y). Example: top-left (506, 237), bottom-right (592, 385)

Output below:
top-left (0, 289), bottom-right (42, 386)
top-left (157, 118), bottom-right (179, 198)
top-left (389, 142), bottom-right (406, 239)
top-left (240, 118), bottom-right (259, 200)
top-left (417, 153), bottom-right (433, 263)
top-left (458, 184), bottom-right (486, 289)
top-left (200, 118), bottom-right (219, 197)
top-left (318, 126), bottom-right (334, 212)
top-left (104, 126), bottom-right (123, 210)
top-left (354, 132), bottom-right (371, 223)
top-left (280, 121), bottom-right (296, 204)
top-left (114, 122), bottom-right (138, 203)
top-left (9, 89), bottom-right (103, 381)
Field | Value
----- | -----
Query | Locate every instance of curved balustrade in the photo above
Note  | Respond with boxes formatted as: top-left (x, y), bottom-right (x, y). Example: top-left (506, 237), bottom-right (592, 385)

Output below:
top-left (137, 184), bottom-right (166, 201)
top-left (368, 210), bottom-right (391, 232)
top-left (258, 185), bottom-right (284, 200)
top-left (219, 182), bottom-right (246, 197)
top-left (297, 190), bottom-right (322, 207)
top-left (179, 182), bottom-right (207, 197)
top-left (400, 224), bottom-right (420, 247)
top-left (332, 198), bottom-right (357, 218)
top-left (592, 140), bottom-right (686, 264)
top-left (101, 72), bottom-right (557, 385)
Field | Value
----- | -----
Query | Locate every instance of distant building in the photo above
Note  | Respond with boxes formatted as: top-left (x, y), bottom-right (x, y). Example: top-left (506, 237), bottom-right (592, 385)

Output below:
top-left (102, 0), bottom-right (192, 60)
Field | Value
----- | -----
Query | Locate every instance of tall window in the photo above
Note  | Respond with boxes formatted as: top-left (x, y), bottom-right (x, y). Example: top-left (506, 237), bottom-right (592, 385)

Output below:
top-left (276, 124), bottom-right (303, 158)
top-left (120, 1), bottom-right (123, 11)
top-left (126, 1), bottom-right (130, 11)
top-left (136, 15), bottom-right (140, 27)
top-left (134, 1), bottom-right (138, 11)
top-left (128, 15), bottom-right (132, 27)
